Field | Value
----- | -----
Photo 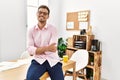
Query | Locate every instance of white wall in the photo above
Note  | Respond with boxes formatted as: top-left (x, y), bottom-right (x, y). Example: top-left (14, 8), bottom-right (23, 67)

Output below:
top-left (0, 0), bottom-right (27, 61)
top-left (58, 0), bottom-right (120, 80)
top-left (48, 0), bottom-right (62, 35)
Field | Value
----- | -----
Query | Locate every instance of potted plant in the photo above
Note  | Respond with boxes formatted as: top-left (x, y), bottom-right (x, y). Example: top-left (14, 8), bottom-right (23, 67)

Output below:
top-left (57, 37), bottom-right (67, 58)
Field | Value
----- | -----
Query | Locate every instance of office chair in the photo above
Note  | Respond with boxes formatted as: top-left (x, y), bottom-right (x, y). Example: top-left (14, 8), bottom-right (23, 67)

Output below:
top-left (65, 49), bottom-right (89, 80)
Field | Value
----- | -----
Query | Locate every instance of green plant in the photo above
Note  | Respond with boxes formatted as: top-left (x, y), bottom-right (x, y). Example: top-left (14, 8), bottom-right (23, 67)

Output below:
top-left (57, 37), bottom-right (67, 58)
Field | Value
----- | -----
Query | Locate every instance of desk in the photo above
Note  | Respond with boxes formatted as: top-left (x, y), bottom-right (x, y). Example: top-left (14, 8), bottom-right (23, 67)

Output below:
top-left (0, 58), bottom-right (31, 80)
top-left (0, 60), bottom-right (76, 80)
top-left (0, 64), bottom-right (29, 80)
top-left (40, 60), bottom-right (76, 80)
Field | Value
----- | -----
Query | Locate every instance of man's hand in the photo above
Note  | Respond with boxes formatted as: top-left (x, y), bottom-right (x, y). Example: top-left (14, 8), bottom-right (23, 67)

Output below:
top-left (47, 43), bottom-right (57, 52)
top-left (36, 43), bottom-right (57, 55)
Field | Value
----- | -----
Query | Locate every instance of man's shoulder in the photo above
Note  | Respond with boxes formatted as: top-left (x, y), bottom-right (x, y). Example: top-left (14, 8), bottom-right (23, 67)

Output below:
top-left (47, 24), bottom-right (56, 29)
top-left (47, 24), bottom-right (54, 27)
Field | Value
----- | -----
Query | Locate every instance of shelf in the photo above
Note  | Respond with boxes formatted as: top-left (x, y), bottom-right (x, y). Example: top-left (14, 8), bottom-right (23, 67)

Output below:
top-left (67, 47), bottom-right (101, 53)
top-left (73, 35), bottom-right (94, 50)
top-left (89, 50), bottom-right (102, 54)
top-left (66, 34), bottom-right (102, 80)
top-left (67, 47), bottom-right (78, 51)
top-left (86, 65), bottom-right (94, 69)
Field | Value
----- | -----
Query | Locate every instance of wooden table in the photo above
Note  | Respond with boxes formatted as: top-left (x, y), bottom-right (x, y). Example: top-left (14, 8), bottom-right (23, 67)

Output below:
top-left (0, 60), bottom-right (76, 80)
top-left (40, 60), bottom-right (76, 80)
top-left (0, 64), bottom-right (29, 80)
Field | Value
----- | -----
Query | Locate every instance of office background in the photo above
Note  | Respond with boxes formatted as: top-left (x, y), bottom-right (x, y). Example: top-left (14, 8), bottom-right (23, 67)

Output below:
top-left (0, 0), bottom-right (120, 80)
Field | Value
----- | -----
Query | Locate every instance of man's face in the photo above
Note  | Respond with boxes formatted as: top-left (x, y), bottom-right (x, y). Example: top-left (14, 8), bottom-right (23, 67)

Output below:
top-left (37, 8), bottom-right (49, 22)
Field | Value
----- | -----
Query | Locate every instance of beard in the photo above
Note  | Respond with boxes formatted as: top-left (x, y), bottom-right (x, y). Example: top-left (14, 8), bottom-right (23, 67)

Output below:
top-left (38, 17), bottom-right (46, 23)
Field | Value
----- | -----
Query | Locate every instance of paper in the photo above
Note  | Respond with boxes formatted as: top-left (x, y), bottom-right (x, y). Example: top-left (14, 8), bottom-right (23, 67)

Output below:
top-left (78, 11), bottom-right (88, 21)
top-left (67, 22), bottom-right (74, 29)
top-left (0, 62), bottom-right (16, 67)
top-left (0, 62), bottom-right (19, 72)
top-left (79, 22), bottom-right (88, 29)
top-left (0, 58), bottom-right (32, 72)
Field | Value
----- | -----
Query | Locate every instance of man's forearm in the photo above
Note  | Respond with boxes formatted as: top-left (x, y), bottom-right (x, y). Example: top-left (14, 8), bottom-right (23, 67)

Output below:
top-left (36, 46), bottom-right (47, 55)
top-left (35, 43), bottom-right (57, 55)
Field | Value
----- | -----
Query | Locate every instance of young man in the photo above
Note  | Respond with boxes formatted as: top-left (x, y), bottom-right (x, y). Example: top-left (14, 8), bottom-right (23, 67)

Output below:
top-left (26, 5), bottom-right (64, 80)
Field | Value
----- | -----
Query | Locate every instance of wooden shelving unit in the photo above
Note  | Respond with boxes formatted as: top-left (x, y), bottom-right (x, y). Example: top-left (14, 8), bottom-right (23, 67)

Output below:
top-left (86, 51), bottom-right (102, 80)
top-left (73, 35), bottom-right (94, 50)
top-left (66, 35), bottom-right (102, 80)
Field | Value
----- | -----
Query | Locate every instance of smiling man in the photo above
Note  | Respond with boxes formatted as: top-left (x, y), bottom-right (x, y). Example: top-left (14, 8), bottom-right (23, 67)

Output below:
top-left (26, 5), bottom-right (64, 80)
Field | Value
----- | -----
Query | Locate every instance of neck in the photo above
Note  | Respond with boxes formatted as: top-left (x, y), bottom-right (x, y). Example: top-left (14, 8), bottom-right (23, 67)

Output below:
top-left (38, 21), bottom-right (46, 29)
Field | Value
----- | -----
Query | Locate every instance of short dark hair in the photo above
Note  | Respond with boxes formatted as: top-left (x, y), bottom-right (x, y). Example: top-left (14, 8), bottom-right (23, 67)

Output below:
top-left (38, 5), bottom-right (50, 15)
